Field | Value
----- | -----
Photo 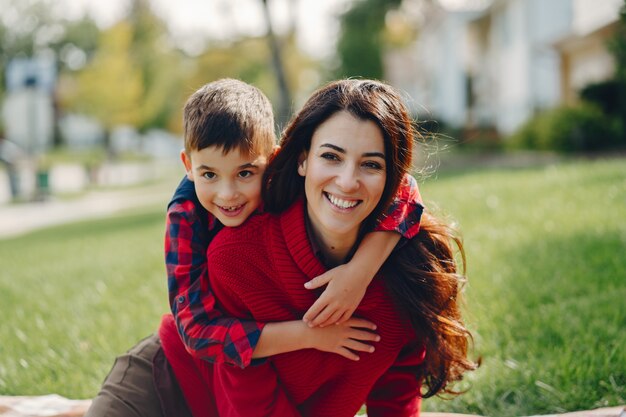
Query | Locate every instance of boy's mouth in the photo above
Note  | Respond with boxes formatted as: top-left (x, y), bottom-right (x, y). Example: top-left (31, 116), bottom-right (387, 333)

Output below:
top-left (324, 192), bottom-right (361, 210)
top-left (217, 203), bottom-right (246, 217)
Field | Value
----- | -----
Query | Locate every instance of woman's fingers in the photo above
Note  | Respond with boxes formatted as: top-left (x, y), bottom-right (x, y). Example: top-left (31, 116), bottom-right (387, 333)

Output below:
top-left (344, 317), bottom-right (377, 331)
top-left (304, 273), bottom-right (332, 289)
top-left (309, 307), bottom-right (335, 327)
top-left (316, 309), bottom-right (346, 328)
top-left (302, 300), bottom-right (327, 325)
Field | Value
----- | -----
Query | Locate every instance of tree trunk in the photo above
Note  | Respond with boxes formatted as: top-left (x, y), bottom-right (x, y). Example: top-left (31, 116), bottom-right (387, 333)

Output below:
top-left (261, 0), bottom-right (292, 127)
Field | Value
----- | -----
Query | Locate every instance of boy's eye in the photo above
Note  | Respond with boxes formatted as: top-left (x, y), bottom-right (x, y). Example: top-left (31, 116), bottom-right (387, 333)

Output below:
top-left (238, 170), bottom-right (254, 178)
top-left (202, 172), bottom-right (216, 180)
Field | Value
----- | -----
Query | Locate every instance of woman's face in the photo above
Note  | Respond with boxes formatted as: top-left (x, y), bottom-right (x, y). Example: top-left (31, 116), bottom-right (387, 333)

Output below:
top-left (298, 110), bottom-right (386, 242)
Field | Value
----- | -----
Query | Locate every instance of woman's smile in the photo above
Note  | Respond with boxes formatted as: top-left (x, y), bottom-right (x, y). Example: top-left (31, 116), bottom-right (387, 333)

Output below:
top-left (324, 192), bottom-right (361, 210)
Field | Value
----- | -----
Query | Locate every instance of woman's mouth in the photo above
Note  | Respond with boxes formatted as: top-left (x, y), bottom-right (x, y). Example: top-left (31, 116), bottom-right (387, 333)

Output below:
top-left (324, 192), bottom-right (361, 210)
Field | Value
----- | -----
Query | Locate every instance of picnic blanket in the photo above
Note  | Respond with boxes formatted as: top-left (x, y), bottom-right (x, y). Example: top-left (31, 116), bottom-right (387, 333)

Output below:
top-left (0, 395), bottom-right (624, 417)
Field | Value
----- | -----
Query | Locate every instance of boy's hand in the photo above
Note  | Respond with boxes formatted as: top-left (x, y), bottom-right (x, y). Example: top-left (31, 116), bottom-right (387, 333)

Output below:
top-left (303, 264), bottom-right (367, 327)
top-left (307, 318), bottom-right (379, 361)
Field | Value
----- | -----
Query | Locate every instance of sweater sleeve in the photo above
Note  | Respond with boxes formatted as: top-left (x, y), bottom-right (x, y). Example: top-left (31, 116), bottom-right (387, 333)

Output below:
top-left (165, 200), bottom-right (265, 368)
top-left (374, 173), bottom-right (423, 239)
top-left (365, 344), bottom-right (426, 417)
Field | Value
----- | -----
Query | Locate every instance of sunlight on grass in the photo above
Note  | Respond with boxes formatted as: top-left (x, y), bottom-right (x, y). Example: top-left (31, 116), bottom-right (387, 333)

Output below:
top-left (0, 158), bottom-right (624, 416)
top-left (420, 158), bottom-right (626, 415)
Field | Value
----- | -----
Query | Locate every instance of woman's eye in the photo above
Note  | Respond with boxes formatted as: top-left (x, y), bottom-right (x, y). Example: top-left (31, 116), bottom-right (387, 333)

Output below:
top-left (320, 153), bottom-right (340, 161)
top-left (363, 161), bottom-right (383, 170)
top-left (202, 172), bottom-right (216, 180)
top-left (239, 170), bottom-right (254, 178)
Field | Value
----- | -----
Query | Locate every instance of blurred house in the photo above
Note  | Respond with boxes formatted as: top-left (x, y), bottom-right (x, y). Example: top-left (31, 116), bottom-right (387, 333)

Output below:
top-left (389, 0), bottom-right (622, 135)
top-left (2, 54), bottom-right (56, 154)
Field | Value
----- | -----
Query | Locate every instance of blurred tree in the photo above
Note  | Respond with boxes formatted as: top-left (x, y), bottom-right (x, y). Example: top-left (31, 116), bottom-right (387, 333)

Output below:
top-left (184, 33), bottom-right (319, 132)
top-left (609, 0), bottom-right (626, 125)
top-left (127, 0), bottom-right (186, 133)
top-left (61, 0), bottom-right (188, 155)
top-left (60, 22), bottom-right (144, 154)
top-left (335, 0), bottom-right (403, 79)
top-left (260, 0), bottom-right (292, 125)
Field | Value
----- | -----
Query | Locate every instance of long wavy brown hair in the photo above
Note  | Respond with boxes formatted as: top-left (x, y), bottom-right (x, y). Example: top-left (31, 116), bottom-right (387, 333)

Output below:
top-left (264, 79), bottom-right (478, 397)
top-left (382, 211), bottom-right (479, 397)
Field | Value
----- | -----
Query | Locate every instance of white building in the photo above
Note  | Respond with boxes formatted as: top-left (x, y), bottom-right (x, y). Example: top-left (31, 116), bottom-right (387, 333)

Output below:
top-left (390, 0), bottom-right (622, 135)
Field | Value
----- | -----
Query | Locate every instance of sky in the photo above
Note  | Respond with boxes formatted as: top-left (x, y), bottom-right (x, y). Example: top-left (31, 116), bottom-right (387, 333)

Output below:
top-left (56, 0), bottom-right (351, 58)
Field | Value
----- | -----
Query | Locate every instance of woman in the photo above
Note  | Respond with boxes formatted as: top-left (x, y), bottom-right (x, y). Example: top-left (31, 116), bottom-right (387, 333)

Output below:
top-left (161, 79), bottom-right (477, 416)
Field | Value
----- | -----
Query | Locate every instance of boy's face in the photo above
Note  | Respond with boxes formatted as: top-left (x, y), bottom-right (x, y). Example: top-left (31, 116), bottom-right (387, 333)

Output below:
top-left (181, 146), bottom-right (267, 227)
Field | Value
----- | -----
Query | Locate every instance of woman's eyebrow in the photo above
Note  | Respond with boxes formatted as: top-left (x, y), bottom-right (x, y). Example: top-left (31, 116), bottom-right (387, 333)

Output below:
top-left (320, 143), bottom-right (384, 159)
top-left (320, 143), bottom-right (345, 153)
top-left (363, 152), bottom-right (385, 159)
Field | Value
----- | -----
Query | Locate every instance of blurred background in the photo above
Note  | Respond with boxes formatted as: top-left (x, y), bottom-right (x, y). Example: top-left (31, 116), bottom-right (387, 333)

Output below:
top-left (0, 0), bottom-right (624, 205)
top-left (0, 0), bottom-right (625, 415)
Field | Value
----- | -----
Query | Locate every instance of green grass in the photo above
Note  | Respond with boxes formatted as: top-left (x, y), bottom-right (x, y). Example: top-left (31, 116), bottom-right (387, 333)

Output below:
top-left (420, 157), bottom-right (626, 415)
top-left (0, 209), bottom-right (169, 397)
top-left (0, 157), bottom-right (624, 416)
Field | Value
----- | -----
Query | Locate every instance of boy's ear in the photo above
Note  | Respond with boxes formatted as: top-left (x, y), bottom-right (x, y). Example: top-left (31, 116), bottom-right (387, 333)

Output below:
top-left (297, 152), bottom-right (307, 177)
top-left (180, 150), bottom-right (194, 181)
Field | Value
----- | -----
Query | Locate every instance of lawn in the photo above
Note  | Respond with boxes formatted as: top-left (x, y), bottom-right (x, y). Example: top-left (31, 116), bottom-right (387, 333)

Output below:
top-left (0, 157), bottom-right (624, 416)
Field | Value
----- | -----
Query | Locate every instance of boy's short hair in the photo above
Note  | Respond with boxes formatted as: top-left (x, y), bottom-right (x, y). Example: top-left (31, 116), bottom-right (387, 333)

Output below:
top-left (183, 79), bottom-right (275, 156)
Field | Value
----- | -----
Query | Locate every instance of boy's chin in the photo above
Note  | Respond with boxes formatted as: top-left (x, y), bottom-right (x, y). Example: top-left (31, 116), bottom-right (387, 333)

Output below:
top-left (213, 213), bottom-right (248, 227)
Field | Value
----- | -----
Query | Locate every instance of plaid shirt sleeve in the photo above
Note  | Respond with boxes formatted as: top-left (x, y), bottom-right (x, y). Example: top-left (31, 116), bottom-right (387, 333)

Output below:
top-left (165, 200), bottom-right (265, 368)
top-left (375, 173), bottom-right (424, 239)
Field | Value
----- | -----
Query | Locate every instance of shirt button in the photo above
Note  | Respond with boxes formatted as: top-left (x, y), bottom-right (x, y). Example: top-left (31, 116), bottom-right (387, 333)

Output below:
top-left (177, 295), bottom-right (185, 304)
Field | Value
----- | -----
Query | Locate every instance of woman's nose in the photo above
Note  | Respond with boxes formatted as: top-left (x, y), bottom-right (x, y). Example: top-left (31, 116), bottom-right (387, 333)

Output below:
top-left (335, 165), bottom-right (359, 192)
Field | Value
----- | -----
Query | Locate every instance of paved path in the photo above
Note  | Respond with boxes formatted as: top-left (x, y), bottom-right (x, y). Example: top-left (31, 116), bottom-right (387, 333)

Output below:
top-left (0, 182), bottom-right (175, 239)
top-left (0, 395), bottom-right (623, 417)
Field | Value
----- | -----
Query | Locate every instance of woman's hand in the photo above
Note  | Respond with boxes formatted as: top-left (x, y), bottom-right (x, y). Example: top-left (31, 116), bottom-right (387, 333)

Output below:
top-left (307, 318), bottom-right (380, 361)
top-left (303, 264), bottom-right (368, 327)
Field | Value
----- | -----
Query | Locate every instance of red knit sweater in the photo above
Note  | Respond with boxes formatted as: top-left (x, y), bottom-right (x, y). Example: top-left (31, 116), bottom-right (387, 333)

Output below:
top-left (160, 198), bottom-right (425, 417)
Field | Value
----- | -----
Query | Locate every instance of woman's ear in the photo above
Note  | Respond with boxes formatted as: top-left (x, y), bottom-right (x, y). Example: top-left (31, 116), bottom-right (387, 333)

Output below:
top-left (297, 152), bottom-right (308, 177)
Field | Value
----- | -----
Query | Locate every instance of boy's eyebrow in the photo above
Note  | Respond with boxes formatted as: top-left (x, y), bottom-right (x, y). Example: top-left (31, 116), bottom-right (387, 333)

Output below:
top-left (320, 143), bottom-right (385, 159)
top-left (195, 162), bottom-right (260, 172)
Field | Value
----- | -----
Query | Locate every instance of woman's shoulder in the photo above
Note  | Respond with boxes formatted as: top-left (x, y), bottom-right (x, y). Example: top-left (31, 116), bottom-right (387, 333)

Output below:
top-left (209, 212), bottom-right (276, 250)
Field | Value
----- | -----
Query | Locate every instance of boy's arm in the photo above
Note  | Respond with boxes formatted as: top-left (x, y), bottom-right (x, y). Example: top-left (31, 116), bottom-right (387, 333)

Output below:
top-left (166, 200), bottom-right (265, 368)
top-left (253, 318), bottom-right (379, 360)
top-left (303, 173), bottom-right (424, 327)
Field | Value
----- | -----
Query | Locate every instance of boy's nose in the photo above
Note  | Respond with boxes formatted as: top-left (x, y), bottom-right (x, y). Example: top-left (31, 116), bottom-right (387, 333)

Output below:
top-left (218, 183), bottom-right (239, 200)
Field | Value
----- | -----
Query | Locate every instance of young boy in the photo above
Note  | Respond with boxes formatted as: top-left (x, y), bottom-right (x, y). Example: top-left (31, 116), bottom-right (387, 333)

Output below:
top-left (166, 78), bottom-right (423, 369)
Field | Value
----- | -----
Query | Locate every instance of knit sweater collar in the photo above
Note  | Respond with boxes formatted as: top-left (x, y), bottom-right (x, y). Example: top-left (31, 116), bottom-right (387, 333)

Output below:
top-left (279, 197), bottom-right (327, 280)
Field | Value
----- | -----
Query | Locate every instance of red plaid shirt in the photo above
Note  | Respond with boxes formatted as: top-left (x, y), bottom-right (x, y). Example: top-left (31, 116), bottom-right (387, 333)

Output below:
top-left (164, 173), bottom-right (423, 368)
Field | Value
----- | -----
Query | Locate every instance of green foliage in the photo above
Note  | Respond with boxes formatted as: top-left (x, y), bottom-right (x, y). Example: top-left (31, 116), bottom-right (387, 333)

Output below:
top-left (508, 103), bottom-right (624, 152)
top-left (580, 79), bottom-right (622, 116)
top-left (335, 0), bottom-right (402, 79)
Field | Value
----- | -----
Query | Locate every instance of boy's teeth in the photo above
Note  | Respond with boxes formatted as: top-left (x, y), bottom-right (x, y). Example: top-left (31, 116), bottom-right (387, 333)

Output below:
top-left (327, 193), bottom-right (358, 209)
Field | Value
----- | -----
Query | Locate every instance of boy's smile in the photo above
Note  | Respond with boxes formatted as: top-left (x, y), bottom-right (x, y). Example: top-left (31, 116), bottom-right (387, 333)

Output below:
top-left (182, 146), bottom-right (267, 227)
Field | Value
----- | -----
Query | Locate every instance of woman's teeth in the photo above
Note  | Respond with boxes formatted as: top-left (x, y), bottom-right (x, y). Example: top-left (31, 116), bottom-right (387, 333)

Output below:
top-left (326, 193), bottom-right (358, 209)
